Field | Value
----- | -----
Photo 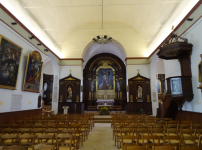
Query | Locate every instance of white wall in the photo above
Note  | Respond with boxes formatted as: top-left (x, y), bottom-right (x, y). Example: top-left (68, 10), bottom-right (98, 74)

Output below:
top-left (0, 21), bottom-right (47, 113)
top-left (156, 59), bottom-right (165, 74)
top-left (43, 58), bottom-right (53, 75)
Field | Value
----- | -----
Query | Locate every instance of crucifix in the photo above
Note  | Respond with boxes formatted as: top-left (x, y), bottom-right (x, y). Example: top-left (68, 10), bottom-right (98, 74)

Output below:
top-left (137, 69), bottom-right (140, 75)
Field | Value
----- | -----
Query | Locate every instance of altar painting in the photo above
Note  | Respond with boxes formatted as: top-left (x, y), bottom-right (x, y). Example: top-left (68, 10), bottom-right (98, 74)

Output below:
top-left (97, 68), bottom-right (114, 90)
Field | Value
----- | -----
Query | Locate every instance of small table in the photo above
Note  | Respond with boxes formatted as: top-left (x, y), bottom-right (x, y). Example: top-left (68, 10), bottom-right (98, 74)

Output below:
top-left (63, 106), bottom-right (69, 114)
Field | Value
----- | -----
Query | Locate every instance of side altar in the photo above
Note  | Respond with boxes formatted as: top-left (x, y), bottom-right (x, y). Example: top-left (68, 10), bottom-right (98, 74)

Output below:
top-left (58, 72), bottom-right (84, 114)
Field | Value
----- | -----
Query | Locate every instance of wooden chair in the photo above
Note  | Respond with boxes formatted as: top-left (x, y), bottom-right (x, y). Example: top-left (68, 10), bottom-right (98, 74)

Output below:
top-left (136, 128), bottom-right (150, 145)
top-left (2, 128), bottom-right (15, 135)
top-left (154, 146), bottom-right (175, 150)
top-left (34, 144), bottom-right (55, 150)
top-left (18, 134), bottom-right (35, 150)
top-left (182, 136), bottom-right (201, 148)
top-left (196, 129), bottom-right (202, 137)
top-left (152, 124), bottom-right (166, 129)
top-left (56, 134), bottom-right (74, 150)
top-left (6, 146), bottom-right (28, 150)
top-left (119, 128), bottom-right (135, 148)
top-left (16, 128), bottom-right (30, 135)
top-left (150, 128), bottom-right (165, 144)
top-left (163, 136), bottom-right (181, 150)
top-left (44, 129), bottom-right (58, 138)
top-left (1, 134), bottom-right (18, 146)
top-left (61, 129), bottom-right (79, 150)
top-left (30, 128), bottom-right (44, 138)
top-left (142, 135), bottom-right (160, 148)
top-left (181, 121), bottom-right (192, 125)
top-left (168, 121), bottom-right (179, 124)
top-left (126, 146), bottom-right (146, 150)
top-left (114, 125), bottom-right (126, 148)
top-left (121, 135), bottom-right (139, 150)
top-left (181, 129), bottom-right (196, 137)
top-left (180, 124), bottom-right (192, 129)
top-left (167, 124), bottom-right (179, 129)
top-left (167, 128), bottom-right (181, 136)
top-left (37, 134), bottom-right (55, 145)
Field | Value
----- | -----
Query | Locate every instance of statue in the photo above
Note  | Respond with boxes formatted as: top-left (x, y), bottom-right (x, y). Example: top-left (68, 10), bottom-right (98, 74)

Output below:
top-left (91, 80), bottom-right (94, 91)
top-left (67, 85), bottom-right (72, 99)
top-left (137, 86), bottom-right (142, 98)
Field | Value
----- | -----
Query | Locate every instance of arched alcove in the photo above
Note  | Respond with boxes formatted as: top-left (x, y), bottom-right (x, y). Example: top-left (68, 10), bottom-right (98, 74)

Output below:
top-left (83, 53), bottom-right (126, 110)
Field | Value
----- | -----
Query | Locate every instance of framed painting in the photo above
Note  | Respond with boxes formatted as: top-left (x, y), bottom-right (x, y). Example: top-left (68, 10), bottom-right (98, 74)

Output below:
top-left (0, 34), bottom-right (23, 90)
top-left (23, 51), bottom-right (43, 93)
top-left (97, 68), bottom-right (114, 90)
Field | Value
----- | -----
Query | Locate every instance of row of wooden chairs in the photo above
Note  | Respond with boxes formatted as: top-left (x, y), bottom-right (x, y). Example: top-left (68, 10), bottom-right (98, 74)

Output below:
top-left (125, 145), bottom-right (202, 150)
top-left (114, 127), bottom-right (202, 148)
top-left (120, 135), bottom-right (202, 150)
top-left (0, 134), bottom-right (75, 150)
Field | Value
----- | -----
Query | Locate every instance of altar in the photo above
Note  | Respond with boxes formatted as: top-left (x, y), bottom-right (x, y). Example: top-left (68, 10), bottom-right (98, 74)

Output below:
top-left (97, 99), bottom-right (114, 105)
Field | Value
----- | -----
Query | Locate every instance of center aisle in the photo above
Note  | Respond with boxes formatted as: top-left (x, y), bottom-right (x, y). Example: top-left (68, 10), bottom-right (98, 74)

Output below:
top-left (79, 123), bottom-right (117, 150)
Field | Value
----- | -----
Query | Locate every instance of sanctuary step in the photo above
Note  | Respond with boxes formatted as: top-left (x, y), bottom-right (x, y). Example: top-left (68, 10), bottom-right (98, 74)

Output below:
top-left (94, 115), bottom-right (111, 123)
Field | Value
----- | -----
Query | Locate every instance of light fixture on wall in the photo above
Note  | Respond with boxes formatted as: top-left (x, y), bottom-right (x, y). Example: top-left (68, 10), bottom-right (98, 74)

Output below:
top-left (11, 22), bottom-right (17, 25)
top-left (92, 0), bottom-right (113, 44)
top-left (29, 36), bottom-right (35, 39)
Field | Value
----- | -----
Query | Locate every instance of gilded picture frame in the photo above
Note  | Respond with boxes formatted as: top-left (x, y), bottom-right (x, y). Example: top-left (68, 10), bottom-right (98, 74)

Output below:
top-left (0, 34), bottom-right (23, 90)
top-left (23, 51), bottom-right (43, 93)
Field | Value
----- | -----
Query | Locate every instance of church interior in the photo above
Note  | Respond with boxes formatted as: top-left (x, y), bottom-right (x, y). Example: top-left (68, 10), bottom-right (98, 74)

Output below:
top-left (0, 0), bottom-right (202, 150)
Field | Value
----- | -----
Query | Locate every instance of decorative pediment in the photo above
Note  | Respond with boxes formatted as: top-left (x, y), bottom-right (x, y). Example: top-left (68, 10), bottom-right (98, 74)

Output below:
top-left (129, 72), bottom-right (150, 81)
top-left (60, 72), bottom-right (80, 81)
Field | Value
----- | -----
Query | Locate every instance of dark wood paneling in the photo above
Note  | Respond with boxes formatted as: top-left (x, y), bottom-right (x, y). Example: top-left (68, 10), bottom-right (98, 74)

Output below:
top-left (0, 109), bottom-right (42, 124)
top-left (58, 102), bottom-right (84, 114)
top-left (125, 102), bottom-right (152, 115)
top-left (175, 111), bottom-right (202, 124)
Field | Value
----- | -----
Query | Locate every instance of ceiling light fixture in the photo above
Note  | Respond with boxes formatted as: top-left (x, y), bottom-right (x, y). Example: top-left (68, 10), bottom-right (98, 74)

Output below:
top-left (92, 0), bottom-right (113, 44)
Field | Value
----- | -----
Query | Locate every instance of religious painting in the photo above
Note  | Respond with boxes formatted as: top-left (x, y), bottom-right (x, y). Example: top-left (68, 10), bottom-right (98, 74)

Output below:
top-left (97, 68), bottom-right (114, 90)
top-left (170, 78), bottom-right (182, 95)
top-left (23, 51), bottom-right (43, 93)
top-left (0, 34), bottom-right (22, 90)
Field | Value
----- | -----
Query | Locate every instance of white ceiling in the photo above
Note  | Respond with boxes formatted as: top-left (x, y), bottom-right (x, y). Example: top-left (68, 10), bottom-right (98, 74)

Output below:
top-left (0, 0), bottom-right (199, 59)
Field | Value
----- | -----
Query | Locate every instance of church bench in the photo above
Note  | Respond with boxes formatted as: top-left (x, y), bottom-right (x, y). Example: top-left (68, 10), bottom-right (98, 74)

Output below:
top-left (109, 106), bottom-right (121, 113)
top-left (87, 106), bottom-right (98, 112)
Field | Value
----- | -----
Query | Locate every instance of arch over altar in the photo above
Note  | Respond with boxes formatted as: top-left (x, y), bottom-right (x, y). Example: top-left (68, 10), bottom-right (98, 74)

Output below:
top-left (83, 53), bottom-right (126, 110)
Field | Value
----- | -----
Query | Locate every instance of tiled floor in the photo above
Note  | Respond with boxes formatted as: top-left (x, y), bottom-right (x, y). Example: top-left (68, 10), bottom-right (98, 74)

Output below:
top-left (79, 123), bottom-right (117, 150)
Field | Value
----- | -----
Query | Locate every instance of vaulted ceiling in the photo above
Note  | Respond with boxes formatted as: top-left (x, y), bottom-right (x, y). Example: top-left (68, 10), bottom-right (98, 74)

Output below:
top-left (0, 0), bottom-right (199, 59)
